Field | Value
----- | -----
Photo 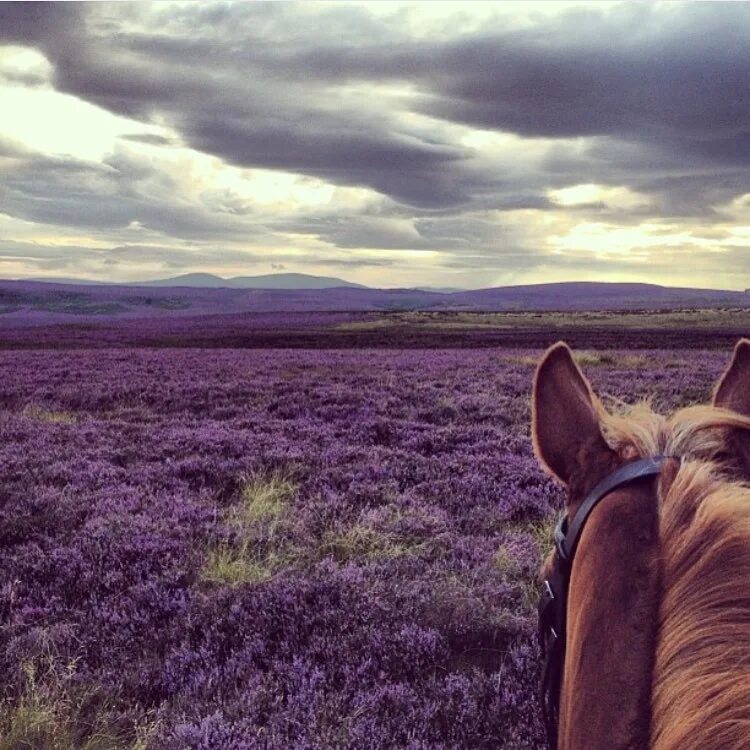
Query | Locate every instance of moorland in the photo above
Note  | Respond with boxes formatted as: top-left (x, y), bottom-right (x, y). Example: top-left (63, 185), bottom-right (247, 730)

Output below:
top-left (0, 279), bottom-right (746, 748)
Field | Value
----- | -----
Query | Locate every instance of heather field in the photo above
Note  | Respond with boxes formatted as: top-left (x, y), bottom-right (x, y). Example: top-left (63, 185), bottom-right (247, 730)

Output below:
top-left (0, 346), bottom-right (730, 748)
top-left (2, 309), bottom-right (749, 350)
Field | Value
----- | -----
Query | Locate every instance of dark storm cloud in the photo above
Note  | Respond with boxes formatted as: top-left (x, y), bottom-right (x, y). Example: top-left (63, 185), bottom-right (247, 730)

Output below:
top-left (1, 1), bottom-right (743, 217)
top-left (276, 210), bottom-right (530, 255)
top-left (0, 2), bottom-right (82, 47)
top-left (183, 115), bottom-right (468, 208)
top-left (1, 1), bottom-right (749, 279)
top-left (418, 6), bottom-right (750, 142)
top-left (0, 3), bottom-right (469, 207)
top-left (265, 4), bottom-right (750, 165)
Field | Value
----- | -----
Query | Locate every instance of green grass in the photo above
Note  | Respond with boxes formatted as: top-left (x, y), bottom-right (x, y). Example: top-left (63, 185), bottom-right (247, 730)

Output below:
top-left (201, 471), bottom-right (444, 584)
top-left (201, 542), bottom-right (276, 586)
top-left (493, 544), bottom-right (541, 614)
top-left (200, 471), bottom-right (298, 587)
top-left (334, 308), bottom-right (750, 332)
top-left (523, 518), bottom-right (557, 555)
top-left (494, 518), bottom-right (558, 613)
top-left (318, 525), bottom-right (434, 563)
top-left (22, 406), bottom-right (77, 424)
top-left (507, 351), bottom-right (651, 368)
top-left (201, 521), bottom-right (433, 585)
top-left (0, 661), bottom-right (158, 750)
top-left (231, 471), bottom-right (296, 527)
top-left (492, 545), bottom-right (523, 576)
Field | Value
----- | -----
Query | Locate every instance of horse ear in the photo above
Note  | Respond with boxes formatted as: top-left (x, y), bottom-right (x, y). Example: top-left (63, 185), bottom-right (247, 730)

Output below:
top-left (532, 342), bottom-right (609, 484)
top-left (713, 339), bottom-right (750, 414)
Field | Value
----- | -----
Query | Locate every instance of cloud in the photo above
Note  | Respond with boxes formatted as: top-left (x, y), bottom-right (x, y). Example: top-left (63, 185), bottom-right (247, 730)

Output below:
top-left (0, 3), bottom-right (82, 48)
top-left (0, 1), bottom-right (748, 287)
top-left (118, 133), bottom-right (176, 146)
top-left (0, 238), bottom-right (280, 276)
top-left (0, 5), bottom-right (472, 207)
top-left (4, 1), bottom-right (741, 215)
top-left (0, 144), bottom-right (269, 241)
top-left (0, 238), bottom-right (400, 279)
top-left (416, 5), bottom-right (749, 146)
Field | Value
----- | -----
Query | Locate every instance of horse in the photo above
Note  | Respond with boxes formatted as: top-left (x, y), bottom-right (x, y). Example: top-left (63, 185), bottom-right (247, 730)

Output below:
top-left (532, 339), bottom-right (750, 749)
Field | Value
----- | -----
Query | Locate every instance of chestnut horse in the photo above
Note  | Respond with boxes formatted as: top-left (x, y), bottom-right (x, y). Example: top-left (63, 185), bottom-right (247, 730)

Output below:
top-left (532, 339), bottom-right (750, 749)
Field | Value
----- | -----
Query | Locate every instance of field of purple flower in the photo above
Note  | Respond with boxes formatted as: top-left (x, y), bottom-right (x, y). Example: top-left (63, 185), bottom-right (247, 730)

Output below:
top-left (0, 347), bottom-right (730, 748)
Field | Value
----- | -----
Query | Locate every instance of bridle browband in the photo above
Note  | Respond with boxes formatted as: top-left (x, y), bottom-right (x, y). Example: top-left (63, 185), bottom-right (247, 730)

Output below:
top-left (537, 455), bottom-right (670, 749)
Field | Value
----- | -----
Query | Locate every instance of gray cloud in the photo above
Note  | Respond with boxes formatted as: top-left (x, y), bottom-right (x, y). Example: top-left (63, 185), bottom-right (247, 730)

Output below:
top-left (0, 2), bottom-right (82, 47)
top-left (418, 7), bottom-right (750, 145)
top-left (0, 69), bottom-right (47, 87)
top-left (0, 239), bottom-right (398, 277)
top-left (276, 211), bottom-right (529, 255)
top-left (0, 2), bottom-right (749, 285)
top-left (0, 239), bottom-right (280, 277)
top-left (118, 133), bottom-right (176, 146)
top-left (2, 1), bottom-right (741, 215)
top-left (0, 4), bottom-right (470, 207)
top-left (0, 146), bottom-right (267, 241)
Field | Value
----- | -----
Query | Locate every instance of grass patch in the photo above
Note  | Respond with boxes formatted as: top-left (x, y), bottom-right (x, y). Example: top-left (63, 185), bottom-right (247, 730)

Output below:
top-left (520, 518), bottom-right (557, 556)
top-left (493, 544), bottom-right (541, 615)
top-left (337, 308), bottom-right (750, 333)
top-left (319, 525), bottom-right (433, 562)
top-left (201, 542), bottom-right (275, 587)
top-left (230, 471), bottom-right (296, 527)
top-left (202, 474), bottom-right (441, 584)
top-left (335, 317), bottom-right (399, 331)
top-left (22, 405), bottom-right (77, 424)
top-left (200, 471), bottom-right (298, 587)
top-left (492, 545), bottom-right (522, 576)
top-left (0, 660), bottom-right (158, 750)
top-left (507, 352), bottom-right (650, 369)
top-left (496, 518), bottom-right (558, 613)
top-left (505, 355), bottom-right (538, 367)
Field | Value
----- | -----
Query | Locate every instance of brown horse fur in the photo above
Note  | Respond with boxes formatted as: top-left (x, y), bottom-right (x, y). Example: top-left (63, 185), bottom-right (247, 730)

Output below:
top-left (533, 340), bottom-right (750, 749)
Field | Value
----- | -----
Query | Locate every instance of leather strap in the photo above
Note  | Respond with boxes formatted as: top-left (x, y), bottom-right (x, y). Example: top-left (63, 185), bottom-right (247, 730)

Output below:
top-left (557, 455), bottom-right (669, 562)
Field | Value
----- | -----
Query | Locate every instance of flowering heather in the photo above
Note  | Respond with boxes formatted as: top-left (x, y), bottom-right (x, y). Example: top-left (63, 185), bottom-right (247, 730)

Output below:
top-left (0, 348), bottom-right (729, 748)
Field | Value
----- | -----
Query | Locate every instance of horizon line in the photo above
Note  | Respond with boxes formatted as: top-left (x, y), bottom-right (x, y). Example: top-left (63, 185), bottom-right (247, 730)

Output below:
top-left (6, 274), bottom-right (750, 295)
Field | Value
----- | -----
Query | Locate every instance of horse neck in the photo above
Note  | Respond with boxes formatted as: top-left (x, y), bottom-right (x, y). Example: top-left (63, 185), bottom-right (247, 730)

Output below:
top-left (558, 482), bottom-right (661, 750)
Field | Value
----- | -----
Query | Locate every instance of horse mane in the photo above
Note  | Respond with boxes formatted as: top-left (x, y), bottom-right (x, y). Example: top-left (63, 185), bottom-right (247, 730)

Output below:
top-left (595, 401), bottom-right (750, 748)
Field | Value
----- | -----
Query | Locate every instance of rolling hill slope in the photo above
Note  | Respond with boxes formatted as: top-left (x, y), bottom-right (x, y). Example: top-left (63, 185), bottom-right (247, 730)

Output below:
top-left (1, 279), bottom-right (749, 327)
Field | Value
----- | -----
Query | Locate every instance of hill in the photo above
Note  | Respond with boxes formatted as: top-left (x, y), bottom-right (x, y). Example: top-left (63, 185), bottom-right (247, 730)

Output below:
top-left (1, 280), bottom-right (748, 328)
top-left (448, 282), bottom-right (750, 311)
top-left (26, 272), bottom-right (367, 290)
top-left (139, 272), bottom-right (369, 289)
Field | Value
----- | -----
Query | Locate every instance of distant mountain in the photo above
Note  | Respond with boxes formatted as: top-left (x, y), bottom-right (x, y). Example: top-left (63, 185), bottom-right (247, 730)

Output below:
top-left (138, 273), bottom-right (229, 288)
top-left (138, 272), bottom-right (368, 290)
top-left (414, 286), bottom-right (465, 293)
top-left (25, 276), bottom-right (117, 285)
top-left (24, 272), bottom-right (368, 290)
top-left (2, 279), bottom-right (749, 327)
top-left (447, 282), bottom-right (750, 311)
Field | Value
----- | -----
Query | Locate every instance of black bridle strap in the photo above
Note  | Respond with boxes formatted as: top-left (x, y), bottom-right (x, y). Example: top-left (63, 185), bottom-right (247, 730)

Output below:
top-left (555, 455), bottom-right (669, 563)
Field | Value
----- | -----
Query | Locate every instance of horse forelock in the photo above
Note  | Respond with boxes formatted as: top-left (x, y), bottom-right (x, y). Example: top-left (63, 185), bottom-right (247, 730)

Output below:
top-left (596, 401), bottom-right (750, 463)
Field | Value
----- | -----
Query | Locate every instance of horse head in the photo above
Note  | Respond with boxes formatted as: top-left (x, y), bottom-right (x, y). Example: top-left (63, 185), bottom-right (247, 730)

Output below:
top-left (532, 340), bottom-right (750, 750)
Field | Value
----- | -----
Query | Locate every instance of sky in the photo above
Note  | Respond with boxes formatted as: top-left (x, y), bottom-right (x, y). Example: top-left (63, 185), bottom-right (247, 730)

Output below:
top-left (0, 1), bottom-right (749, 290)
